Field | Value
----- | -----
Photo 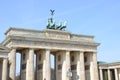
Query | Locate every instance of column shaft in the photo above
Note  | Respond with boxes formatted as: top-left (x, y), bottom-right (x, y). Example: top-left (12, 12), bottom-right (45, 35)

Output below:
top-left (77, 60), bottom-right (80, 79)
top-left (115, 68), bottom-right (118, 80)
top-left (2, 58), bottom-right (8, 80)
top-left (66, 51), bottom-right (70, 71)
top-left (43, 49), bottom-right (51, 80)
top-left (62, 56), bottom-right (66, 80)
top-left (26, 49), bottom-right (34, 80)
top-left (90, 52), bottom-right (99, 80)
top-left (46, 49), bottom-right (51, 80)
top-left (108, 69), bottom-right (111, 80)
top-left (100, 69), bottom-right (103, 80)
top-left (77, 51), bottom-right (85, 80)
top-left (62, 51), bottom-right (70, 80)
top-left (9, 48), bottom-right (16, 80)
top-left (119, 69), bottom-right (120, 80)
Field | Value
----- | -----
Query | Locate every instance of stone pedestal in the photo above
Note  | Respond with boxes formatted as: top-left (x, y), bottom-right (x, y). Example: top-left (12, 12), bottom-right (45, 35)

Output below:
top-left (2, 58), bottom-right (8, 80)
top-left (9, 48), bottom-right (16, 80)
top-left (26, 49), bottom-right (34, 80)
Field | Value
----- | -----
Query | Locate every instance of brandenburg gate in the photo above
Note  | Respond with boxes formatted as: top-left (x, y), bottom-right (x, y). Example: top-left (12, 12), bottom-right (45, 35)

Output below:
top-left (1, 10), bottom-right (100, 80)
top-left (2, 26), bottom-right (100, 80)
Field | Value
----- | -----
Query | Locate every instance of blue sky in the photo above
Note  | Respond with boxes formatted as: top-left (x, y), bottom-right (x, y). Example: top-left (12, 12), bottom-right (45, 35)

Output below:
top-left (0, 0), bottom-right (120, 73)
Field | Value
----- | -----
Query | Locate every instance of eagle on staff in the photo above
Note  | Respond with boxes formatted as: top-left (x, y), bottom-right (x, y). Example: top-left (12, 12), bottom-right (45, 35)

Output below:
top-left (46, 9), bottom-right (67, 31)
top-left (50, 9), bottom-right (55, 16)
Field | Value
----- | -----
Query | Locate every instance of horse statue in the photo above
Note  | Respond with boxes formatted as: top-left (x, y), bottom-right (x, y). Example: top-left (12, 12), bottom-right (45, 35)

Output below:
top-left (46, 18), bottom-right (56, 29)
top-left (59, 21), bottom-right (67, 30)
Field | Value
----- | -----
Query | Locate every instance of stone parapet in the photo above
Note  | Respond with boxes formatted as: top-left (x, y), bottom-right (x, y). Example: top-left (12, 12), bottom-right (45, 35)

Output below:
top-left (4, 27), bottom-right (99, 43)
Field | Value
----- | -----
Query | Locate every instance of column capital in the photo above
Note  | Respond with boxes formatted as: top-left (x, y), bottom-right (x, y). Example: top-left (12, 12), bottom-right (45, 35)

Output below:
top-left (29, 48), bottom-right (34, 50)
top-left (2, 57), bottom-right (8, 59)
top-left (66, 50), bottom-right (70, 52)
top-left (3, 57), bottom-right (8, 61)
top-left (45, 48), bottom-right (50, 51)
top-left (79, 51), bottom-right (84, 53)
top-left (93, 51), bottom-right (97, 54)
top-left (99, 67), bottom-right (103, 69)
top-left (10, 47), bottom-right (17, 50)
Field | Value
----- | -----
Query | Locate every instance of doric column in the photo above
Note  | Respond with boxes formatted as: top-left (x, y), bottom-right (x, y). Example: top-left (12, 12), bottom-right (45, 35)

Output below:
top-left (9, 48), bottom-right (16, 80)
top-left (99, 68), bottom-right (103, 80)
top-left (46, 49), bottom-right (51, 80)
top-left (93, 52), bottom-right (99, 80)
top-left (54, 54), bottom-right (56, 80)
top-left (2, 58), bottom-right (8, 80)
top-left (26, 48), bottom-right (34, 80)
top-left (108, 69), bottom-right (111, 80)
top-left (90, 52), bottom-right (99, 80)
top-left (43, 49), bottom-right (51, 80)
top-left (118, 69), bottom-right (120, 80)
top-left (66, 50), bottom-right (70, 73)
top-left (62, 50), bottom-right (70, 80)
top-left (77, 51), bottom-right (85, 80)
top-left (115, 68), bottom-right (118, 80)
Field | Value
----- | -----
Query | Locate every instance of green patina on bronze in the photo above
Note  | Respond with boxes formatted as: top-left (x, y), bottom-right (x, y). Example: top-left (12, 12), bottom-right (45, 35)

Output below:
top-left (46, 10), bottom-right (67, 31)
